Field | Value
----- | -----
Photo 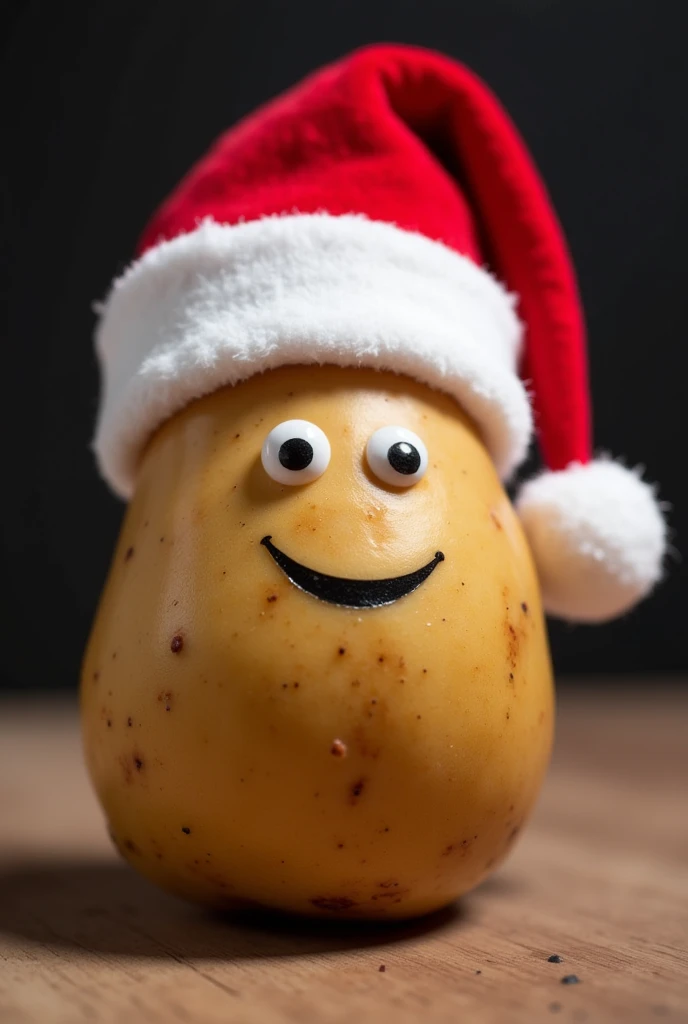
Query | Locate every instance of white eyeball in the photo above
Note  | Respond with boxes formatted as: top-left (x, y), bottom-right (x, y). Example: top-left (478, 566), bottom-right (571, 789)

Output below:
top-left (366, 426), bottom-right (428, 487)
top-left (261, 419), bottom-right (331, 485)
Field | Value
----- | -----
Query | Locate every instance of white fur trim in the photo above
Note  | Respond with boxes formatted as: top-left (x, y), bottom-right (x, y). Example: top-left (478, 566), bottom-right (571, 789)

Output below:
top-left (516, 460), bottom-right (667, 623)
top-left (94, 214), bottom-right (529, 498)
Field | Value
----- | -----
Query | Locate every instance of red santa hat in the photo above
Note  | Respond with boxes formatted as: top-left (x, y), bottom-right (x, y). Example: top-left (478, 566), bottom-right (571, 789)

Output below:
top-left (93, 43), bottom-right (666, 623)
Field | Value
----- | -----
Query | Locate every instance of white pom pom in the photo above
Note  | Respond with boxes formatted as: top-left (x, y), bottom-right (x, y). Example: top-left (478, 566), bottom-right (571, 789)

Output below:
top-left (516, 460), bottom-right (667, 623)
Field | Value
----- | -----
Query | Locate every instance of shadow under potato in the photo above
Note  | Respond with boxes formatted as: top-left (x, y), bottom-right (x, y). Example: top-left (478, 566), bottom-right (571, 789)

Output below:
top-left (0, 859), bottom-right (471, 960)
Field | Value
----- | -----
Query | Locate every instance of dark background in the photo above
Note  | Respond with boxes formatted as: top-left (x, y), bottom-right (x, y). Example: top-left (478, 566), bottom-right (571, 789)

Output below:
top-left (2, 1), bottom-right (686, 691)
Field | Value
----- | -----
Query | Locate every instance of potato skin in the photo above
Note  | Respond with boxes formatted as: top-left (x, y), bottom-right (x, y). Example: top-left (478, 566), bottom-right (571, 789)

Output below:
top-left (81, 365), bottom-right (554, 919)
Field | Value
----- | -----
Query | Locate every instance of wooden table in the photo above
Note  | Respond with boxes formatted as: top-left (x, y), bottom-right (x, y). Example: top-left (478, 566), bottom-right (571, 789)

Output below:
top-left (1, 684), bottom-right (686, 1024)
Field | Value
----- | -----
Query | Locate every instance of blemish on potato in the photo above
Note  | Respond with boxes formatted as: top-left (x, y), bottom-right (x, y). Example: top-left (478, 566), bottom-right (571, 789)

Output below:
top-left (158, 690), bottom-right (173, 711)
top-left (443, 838), bottom-right (471, 856)
top-left (266, 593), bottom-right (278, 603)
top-left (134, 756), bottom-right (144, 771)
top-left (127, 717), bottom-right (133, 727)
top-left (124, 546), bottom-right (135, 562)
top-left (123, 839), bottom-right (141, 855)
top-left (310, 896), bottom-right (358, 911)
top-left (93, 670), bottom-right (100, 682)
top-left (331, 739), bottom-right (348, 758)
top-left (181, 826), bottom-right (191, 835)
top-left (521, 601), bottom-right (529, 614)
top-left (338, 646), bottom-right (346, 656)
top-left (490, 509), bottom-right (503, 531)
top-left (350, 778), bottom-right (366, 803)
top-left (506, 622), bottom-right (520, 670)
top-left (170, 634), bottom-right (184, 654)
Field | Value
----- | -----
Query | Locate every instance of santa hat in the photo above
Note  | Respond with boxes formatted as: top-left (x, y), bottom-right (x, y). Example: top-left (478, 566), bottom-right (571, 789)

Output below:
top-left (93, 44), bottom-right (666, 623)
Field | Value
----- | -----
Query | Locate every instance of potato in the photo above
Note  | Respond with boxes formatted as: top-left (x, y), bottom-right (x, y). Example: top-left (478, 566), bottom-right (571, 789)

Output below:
top-left (81, 365), bottom-right (553, 919)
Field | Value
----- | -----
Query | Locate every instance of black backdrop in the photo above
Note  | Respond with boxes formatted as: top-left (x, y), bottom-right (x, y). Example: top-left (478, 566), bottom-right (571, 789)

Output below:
top-left (2, 0), bottom-right (686, 691)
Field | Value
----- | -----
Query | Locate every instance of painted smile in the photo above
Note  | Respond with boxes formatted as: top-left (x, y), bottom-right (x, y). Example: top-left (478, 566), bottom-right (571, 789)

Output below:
top-left (260, 536), bottom-right (445, 608)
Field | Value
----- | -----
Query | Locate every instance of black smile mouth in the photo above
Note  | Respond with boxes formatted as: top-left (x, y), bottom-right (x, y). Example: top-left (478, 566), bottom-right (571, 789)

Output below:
top-left (260, 536), bottom-right (445, 608)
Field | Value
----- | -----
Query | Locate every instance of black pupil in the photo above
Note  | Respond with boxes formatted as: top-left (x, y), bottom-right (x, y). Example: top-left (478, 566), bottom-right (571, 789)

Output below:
top-left (387, 441), bottom-right (421, 475)
top-left (278, 437), bottom-right (314, 471)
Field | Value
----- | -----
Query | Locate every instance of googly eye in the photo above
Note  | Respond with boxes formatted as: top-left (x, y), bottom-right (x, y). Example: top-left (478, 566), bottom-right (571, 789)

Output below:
top-left (366, 426), bottom-right (428, 487)
top-left (261, 419), bottom-right (331, 485)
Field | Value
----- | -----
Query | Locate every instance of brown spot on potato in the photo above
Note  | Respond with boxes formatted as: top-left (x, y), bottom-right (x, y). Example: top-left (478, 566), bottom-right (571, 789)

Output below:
top-left (124, 546), bottom-right (135, 562)
top-left (490, 509), bottom-right (503, 531)
top-left (506, 622), bottom-right (520, 670)
top-left (506, 710), bottom-right (510, 721)
top-left (93, 670), bottom-right (100, 682)
top-left (521, 601), bottom-right (529, 614)
top-left (266, 593), bottom-right (278, 603)
top-left (378, 879), bottom-right (399, 889)
top-left (134, 756), bottom-right (144, 771)
top-left (158, 690), bottom-right (173, 711)
top-left (181, 826), bottom-right (191, 835)
top-left (443, 838), bottom-right (472, 857)
top-left (127, 717), bottom-right (133, 727)
top-left (170, 634), bottom-right (184, 653)
top-left (311, 896), bottom-right (358, 911)
top-left (123, 839), bottom-right (140, 855)
top-left (106, 719), bottom-right (112, 728)
top-left (350, 778), bottom-right (366, 803)
top-left (338, 647), bottom-right (346, 655)
top-left (351, 679), bottom-right (361, 688)
top-left (331, 739), bottom-right (348, 758)
top-left (377, 655), bottom-right (385, 663)
top-left (507, 825), bottom-right (521, 845)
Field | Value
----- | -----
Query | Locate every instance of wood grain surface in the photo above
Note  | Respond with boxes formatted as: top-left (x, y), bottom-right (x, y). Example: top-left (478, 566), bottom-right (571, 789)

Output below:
top-left (0, 683), bottom-right (686, 1024)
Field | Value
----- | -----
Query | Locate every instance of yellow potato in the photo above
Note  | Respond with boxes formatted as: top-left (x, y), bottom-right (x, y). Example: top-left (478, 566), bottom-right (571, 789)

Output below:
top-left (81, 365), bottom-right (553, 919)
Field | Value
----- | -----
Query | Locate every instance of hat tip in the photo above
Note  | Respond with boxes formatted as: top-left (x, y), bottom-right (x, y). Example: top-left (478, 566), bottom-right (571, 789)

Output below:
top-left (516, 459), bottom-right (667, 623)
